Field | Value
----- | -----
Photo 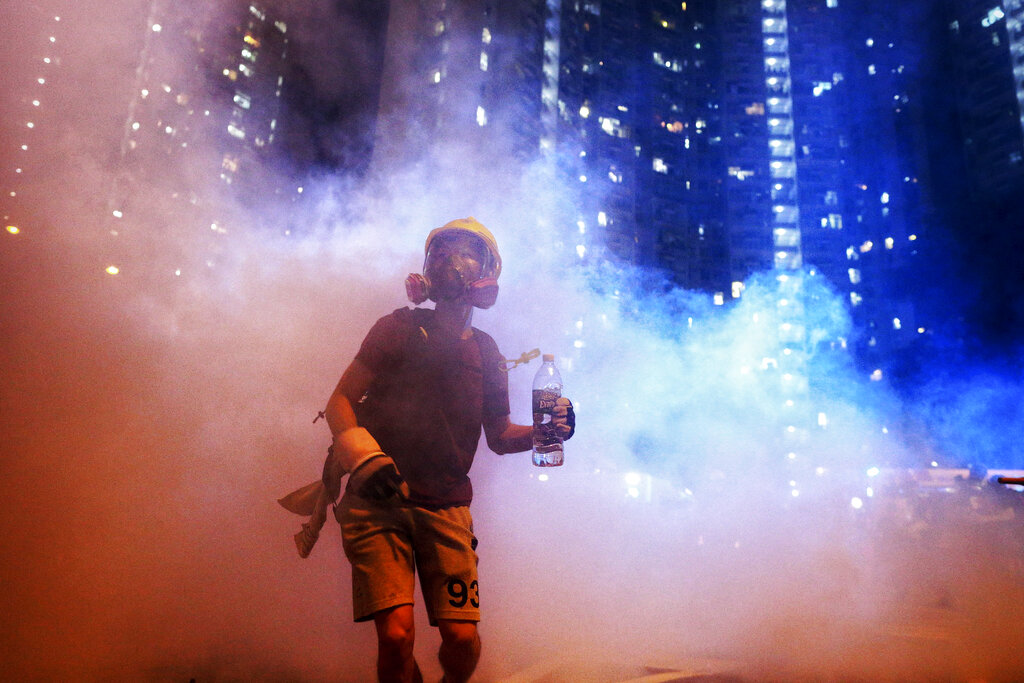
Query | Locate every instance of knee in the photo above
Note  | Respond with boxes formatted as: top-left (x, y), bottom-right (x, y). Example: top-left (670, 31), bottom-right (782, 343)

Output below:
top-left (439, 621), bottom-right (480, 654)
top-left (376, 608), bottom-right (415, 656)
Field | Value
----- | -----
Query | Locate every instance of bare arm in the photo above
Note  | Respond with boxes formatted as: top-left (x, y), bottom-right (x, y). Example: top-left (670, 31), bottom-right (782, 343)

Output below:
top-left (483, 414), bottom-right (533, 455)
top-left (323, 359), bottom-right (376, 438)
top-left (483, 397), bottom-right (575, 455)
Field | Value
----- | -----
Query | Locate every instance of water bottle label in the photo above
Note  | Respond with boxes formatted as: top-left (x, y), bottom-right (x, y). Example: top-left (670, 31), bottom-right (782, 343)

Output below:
top-left (533, 389), bottom-right (559, 424)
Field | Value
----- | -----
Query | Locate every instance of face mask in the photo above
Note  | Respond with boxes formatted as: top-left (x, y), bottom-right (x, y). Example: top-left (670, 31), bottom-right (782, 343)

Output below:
top-left (406, 232), bottom-right (499, 308)
top-left (405, 260), bottom-right (499, 309)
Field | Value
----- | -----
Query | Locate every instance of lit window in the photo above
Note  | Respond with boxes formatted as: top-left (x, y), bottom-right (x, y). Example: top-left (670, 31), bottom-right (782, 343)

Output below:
top-left (885, 237), bottom-right (894, 249)
top-left (481, 27), bottom-right (491, 44)
top-left (597, 211), bottom-right (608, 226)
top-left (653, 158), bottom-right (668, 174)
top-left (227, 123), bottom-right (245, 139)
top-left (433, 19), bottom-right (446, 36)
top-left (848, 268), bottom-right (861, 284)
top-left (476, 106), bottom-right (487, 126)
top-left (600, 117), bottom-right (628, 137)
top-left (480, 51), bottom-right (488, 71)
top-left (233, 92), bottom-right (251, 109)
top-left (714, 292), bottom-right (725, 306)
top-left (652, 52), bottom-right (682, 72)
top-left (860, 240), bottom-right (872, 252)
top-left (981, 6), bottom-right (1005, 27)
top-left (239, 63), bottom-right (253, 77)
top-left (728, 167), bottom-right (755, 180)
top-left (850, 291), bottom-right (863, 306)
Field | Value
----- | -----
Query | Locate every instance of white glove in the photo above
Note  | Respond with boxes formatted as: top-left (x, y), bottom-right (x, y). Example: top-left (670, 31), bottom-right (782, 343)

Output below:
top-left (333, 427), bottom-right (410, 501)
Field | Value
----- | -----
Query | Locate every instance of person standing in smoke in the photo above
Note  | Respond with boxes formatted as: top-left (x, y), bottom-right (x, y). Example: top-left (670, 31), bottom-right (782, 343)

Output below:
top-left (281, 218), bottom-right (575, 683)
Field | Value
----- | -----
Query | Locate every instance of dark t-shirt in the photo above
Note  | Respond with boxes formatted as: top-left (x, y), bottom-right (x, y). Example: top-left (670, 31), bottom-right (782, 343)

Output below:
top-left (352, 307), bottom-right (510, 508)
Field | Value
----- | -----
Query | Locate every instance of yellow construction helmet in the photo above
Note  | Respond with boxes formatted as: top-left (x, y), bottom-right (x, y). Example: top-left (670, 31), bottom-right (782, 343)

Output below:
top-left (424, 217), bottom-right (502, 279)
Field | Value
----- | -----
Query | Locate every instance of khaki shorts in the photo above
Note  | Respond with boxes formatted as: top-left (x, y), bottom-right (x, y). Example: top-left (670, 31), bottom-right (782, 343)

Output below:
top-left (336, 493), bottom-right (480, 625)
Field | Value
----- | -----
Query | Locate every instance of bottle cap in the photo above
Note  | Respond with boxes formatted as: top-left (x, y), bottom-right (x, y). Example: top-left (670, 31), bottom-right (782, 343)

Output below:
top-left (542, 354), bottom-right (554, 362)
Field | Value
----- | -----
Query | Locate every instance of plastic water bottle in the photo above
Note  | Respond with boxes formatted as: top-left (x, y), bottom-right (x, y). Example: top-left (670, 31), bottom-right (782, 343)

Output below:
top-left (532, 354), bottom-right (564, 467)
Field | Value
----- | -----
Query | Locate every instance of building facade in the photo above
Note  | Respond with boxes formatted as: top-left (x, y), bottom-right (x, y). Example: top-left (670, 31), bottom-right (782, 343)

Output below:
top-left (105, 0), bottom-right (294, 277)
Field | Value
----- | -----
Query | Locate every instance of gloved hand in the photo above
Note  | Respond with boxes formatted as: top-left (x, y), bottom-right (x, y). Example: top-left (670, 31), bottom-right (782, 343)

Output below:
top-left (552, 397), bottom-right (576, 440)
top-left (332, 427), bottom-right (410, 502)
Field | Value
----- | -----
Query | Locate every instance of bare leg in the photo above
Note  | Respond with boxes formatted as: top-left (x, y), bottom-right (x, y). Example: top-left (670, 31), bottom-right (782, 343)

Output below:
top-left (374, 605), bottom-right (422, 683)
top-left (437, 620), bottom-right (480, 683)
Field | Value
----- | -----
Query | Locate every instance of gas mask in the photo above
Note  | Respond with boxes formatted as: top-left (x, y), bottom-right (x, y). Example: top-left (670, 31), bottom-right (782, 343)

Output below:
top-left (405, 220), bottom-right (501, 309)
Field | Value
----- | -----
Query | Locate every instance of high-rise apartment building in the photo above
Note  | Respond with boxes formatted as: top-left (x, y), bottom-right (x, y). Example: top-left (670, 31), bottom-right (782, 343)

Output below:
top-left (946, 0), bottom-right (1024, 202)
top-left (552, 0), bottom-right (728, 290)
top-left (936, 0), bottom-right (1024, 342)
top-left (106, 0), bottom-right (293, 275)
top-left (1, 4), bottom-right (68, 238)
top-left (371, 0), bottom-right (548, 170)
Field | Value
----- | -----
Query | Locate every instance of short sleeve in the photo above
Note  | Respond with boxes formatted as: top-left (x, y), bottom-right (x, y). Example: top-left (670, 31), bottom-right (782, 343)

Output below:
top-left (353, 310), bottom-right (407, 376)
top-left (476, 331), bottom-right (510, 419)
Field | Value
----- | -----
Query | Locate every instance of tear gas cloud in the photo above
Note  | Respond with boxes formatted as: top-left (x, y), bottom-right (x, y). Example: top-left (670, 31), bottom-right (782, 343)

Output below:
top-left (1, 1), bottom-right (1022, 681)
